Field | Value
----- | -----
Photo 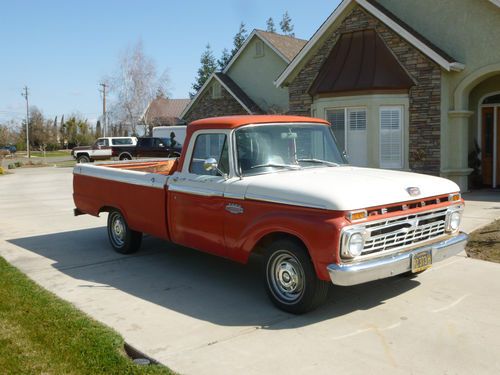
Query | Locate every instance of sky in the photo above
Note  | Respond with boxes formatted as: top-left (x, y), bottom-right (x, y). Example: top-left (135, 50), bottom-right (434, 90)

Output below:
top-left (0, 0), bottom-right (340, 125)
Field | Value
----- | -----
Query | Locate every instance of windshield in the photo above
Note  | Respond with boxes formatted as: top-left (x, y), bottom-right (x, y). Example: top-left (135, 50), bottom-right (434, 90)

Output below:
top-left (236, 123), bottom-right (347, 176)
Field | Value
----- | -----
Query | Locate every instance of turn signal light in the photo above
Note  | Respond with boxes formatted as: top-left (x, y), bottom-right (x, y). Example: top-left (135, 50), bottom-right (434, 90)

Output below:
top-left (448, 193), bottom-right (461, 202)
top-left (348, 210), bottom-right (367, 221)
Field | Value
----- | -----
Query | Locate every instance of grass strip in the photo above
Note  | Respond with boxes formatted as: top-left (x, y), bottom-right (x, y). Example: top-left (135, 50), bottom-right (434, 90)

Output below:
top-left (465, 218), bottom-right (500, 263)
top-left (0, 256), bottom-right (173, 374)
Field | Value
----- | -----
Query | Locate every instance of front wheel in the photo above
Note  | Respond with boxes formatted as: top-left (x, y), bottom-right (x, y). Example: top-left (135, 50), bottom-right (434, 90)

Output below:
top-left (119, 153), bottom-right (132, 161)
top-left (107, 210), bottom-right (142, 254)
top-left (264, 239), bottom-right (329, 314)
top-left (77, 154), bottom-right (90, 163)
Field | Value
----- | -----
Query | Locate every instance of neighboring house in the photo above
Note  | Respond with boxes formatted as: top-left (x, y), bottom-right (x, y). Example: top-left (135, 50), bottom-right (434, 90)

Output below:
top-left (275, 0), bottom-right (500, 191)
top-left (142, 97), bottom-right (190, 127)
top-left (181, 30), bottom-right (307, 122)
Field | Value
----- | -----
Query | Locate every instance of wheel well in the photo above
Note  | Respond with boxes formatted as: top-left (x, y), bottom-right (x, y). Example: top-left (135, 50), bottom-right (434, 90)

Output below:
top-left (98, 206), bottom-right (117, 216)
top-left (77, 152), bottom-right (90, 157)
top-left (251, 232), bottom-right (309, 257)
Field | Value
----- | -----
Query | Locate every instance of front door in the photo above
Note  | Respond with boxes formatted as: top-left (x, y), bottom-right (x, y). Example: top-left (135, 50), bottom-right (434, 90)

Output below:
top-left (481, 107), bottom-right (500, 187)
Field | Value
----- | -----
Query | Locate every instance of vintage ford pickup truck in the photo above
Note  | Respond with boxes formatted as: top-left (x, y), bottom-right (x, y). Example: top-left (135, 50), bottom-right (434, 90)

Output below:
top-left (73, 115), bottom-right (467, 313)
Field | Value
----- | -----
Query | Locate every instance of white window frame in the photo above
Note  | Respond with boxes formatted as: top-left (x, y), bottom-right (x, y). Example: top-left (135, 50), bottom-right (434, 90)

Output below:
top-left (255, 40), bottom-right (264, 57)
top-left (325, 106), bottom-right (367, 148)
top-left (379, 106), bottom-right (403, 169)
top-left (212, 82), bottom-right (222, 99)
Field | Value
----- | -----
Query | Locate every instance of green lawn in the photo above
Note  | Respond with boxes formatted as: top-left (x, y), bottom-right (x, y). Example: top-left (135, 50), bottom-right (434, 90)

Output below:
top-left (0, 256), bottom-right (173, 375)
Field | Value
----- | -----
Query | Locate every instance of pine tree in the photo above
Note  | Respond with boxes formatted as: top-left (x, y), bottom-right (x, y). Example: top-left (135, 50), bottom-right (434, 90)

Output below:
top-left (95, 120), bottom-right (102, 138)
top-left (217, 48), bottom-right (232, 71)
top-left (191, 44), bottom-right (217, 97)
top-left (230, 22), bottom-right (248, 57)
top-left (280, 11), bottom-right (294, 36)
top-left (266, 17), bottom-right (276, 33)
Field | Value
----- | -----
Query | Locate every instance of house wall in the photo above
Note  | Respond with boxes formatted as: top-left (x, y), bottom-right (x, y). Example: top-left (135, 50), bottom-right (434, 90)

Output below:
top-left (183, 80), bottom-right (247, 123)
top-left (226, 37), bottom-right (290, 113)
top-left (288, 5), bottom-right (442, 174)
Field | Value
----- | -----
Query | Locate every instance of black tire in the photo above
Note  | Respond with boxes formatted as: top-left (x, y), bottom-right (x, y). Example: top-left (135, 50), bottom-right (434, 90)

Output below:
top-left (264, 239), bottom-right (329, 314)
top-left (77, 154), bottom-right (91, 163)
top-left (119, 153), bottom-right (132, 161)
top-left (107, 210), bottom-right (142, 254)
top-left (169, 152), bottom-right (181, 158)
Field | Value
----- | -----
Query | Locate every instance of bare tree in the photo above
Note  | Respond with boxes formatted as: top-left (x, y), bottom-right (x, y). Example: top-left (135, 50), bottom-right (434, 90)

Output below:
top-left (106, 40), bottom-right (171, 136)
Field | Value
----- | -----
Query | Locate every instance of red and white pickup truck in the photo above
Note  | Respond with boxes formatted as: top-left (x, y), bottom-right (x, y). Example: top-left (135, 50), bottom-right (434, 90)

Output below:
top-left (73, 115), bottom-right (467, 313)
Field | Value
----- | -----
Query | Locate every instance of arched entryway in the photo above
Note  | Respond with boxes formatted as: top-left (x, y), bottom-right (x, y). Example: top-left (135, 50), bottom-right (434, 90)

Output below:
top-left (479, 93), bottom-right (500, 187)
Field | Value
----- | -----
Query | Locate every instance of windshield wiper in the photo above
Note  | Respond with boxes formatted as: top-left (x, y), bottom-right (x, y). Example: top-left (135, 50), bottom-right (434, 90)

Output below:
top-left (296, 158), bottom-right (340, 167)
top-left (249, 163), bottom-right (301, 170)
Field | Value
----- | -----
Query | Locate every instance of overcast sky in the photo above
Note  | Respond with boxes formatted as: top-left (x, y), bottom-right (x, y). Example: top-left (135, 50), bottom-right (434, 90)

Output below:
top-left (0, 0), bottom-right (340, 124)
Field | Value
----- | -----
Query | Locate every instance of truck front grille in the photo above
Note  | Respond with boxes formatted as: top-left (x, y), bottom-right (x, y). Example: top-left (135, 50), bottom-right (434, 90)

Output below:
top-left (361, 208), bottom-right (448, 257)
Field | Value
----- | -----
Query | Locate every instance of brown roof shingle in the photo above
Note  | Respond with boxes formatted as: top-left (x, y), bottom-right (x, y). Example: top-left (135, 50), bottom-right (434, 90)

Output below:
top-left (215, 73), bottom-right (263, 114)
top-left (255, 30), bottom-right (308, 62)
top-left (143, 98), bottom-right (190, 124)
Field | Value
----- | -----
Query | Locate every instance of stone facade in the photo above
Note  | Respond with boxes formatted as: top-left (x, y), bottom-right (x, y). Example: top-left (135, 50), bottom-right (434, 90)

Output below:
top-left (184, 83), bottom-right (248, 123)
top-left (288, 6), bottom-right (442, 174)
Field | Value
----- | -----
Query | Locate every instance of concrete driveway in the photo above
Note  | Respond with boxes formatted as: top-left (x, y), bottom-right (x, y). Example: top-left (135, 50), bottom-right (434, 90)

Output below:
top-left (1, 167), bottom-right (500, 375)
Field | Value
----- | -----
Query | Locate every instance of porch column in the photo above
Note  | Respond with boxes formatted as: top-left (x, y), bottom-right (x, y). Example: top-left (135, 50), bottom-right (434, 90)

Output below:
top-left (442, 110), bottom-right (474, 191)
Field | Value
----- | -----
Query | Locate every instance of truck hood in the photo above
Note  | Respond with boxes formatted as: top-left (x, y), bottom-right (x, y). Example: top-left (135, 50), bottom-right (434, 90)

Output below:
top-left (238, 166), bottom-right (459, 211)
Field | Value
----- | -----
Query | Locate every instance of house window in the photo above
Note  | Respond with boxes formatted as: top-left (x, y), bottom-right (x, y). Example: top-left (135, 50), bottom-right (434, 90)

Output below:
top-left (255, 40), bottom-right (264, 57)
top-left (326, 107), bottom-right (367, 166)
top-left (212, 82), bottom-right (222, 99)
top-left (379, 106), bottom-right (403, 169)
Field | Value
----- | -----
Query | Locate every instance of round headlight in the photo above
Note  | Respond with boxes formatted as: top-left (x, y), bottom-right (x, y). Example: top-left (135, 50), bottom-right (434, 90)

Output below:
top-left (449, 211), bottom-right (461, 231)
top-left (348, 233), bottom-right (364, 257)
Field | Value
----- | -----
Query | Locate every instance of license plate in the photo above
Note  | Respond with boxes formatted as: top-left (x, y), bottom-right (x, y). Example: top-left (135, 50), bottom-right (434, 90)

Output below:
top-left (411, 250), bottom-right (432, 273)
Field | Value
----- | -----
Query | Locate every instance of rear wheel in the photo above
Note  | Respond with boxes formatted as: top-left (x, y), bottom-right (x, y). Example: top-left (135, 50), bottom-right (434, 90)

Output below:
top-left (119, 153), bottom-right (132, 161)
top-left (107, 210), bottom-right (142, 254)
top-left (77, 154), bottom-right (90, 163)
top-left (264, 239), bottom-right (329, 314)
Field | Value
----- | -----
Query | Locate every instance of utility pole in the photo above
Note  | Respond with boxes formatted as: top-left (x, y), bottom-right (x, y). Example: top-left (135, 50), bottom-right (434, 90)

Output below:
top-left (99, 83), bottom-right (107, 137)
top-left (21, 86), bottom-right (30, 158)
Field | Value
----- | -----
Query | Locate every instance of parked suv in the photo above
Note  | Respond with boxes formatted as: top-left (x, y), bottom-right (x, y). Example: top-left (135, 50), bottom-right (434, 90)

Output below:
top-left (72, 137), bottom-right (137, 163)
top-left (113, 137), bottom-right (182, 160)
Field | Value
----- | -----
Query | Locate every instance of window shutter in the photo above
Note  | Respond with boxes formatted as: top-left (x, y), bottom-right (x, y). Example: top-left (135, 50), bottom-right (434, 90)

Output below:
top-left (326, 109), bottom-right (346, 151)
top-left (380, 106), bottom-right (403, 169)
top-left (347, 109), bottom-right (367, 130)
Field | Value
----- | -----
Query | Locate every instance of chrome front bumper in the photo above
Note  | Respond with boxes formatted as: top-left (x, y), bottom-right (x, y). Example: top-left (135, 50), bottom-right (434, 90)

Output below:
top-left (327, 232), bottom-right (468, 286)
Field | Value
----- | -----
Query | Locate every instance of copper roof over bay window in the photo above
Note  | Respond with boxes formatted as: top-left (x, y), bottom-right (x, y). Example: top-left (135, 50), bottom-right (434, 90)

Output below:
top-left (309, 29), bottom-right (415, 96)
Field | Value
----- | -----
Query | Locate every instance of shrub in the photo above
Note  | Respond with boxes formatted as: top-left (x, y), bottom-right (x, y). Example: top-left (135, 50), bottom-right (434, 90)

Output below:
top-left (8, 163), bottom-right (16, 169)
top-left (0, 166), bottom-right (4, 174)
top-left (15, 161), bottom-right (22, 168)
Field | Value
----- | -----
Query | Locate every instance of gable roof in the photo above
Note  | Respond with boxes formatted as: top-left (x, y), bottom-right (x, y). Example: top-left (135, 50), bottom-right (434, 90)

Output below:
top-left (180, 73), bottom-right (262, 119)
top-left (276, 0), bottom-right (464, 87)
top-left (309, 29), bottom-right (414, 95)
top-left (142, 97), bottom-right (190, 124)
top-left (222, 29), bottom-right (307, 74)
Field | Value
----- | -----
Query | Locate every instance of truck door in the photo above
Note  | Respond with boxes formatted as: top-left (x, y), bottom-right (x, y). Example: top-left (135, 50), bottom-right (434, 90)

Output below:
top-left (167, 131), bottom-right (230, 257)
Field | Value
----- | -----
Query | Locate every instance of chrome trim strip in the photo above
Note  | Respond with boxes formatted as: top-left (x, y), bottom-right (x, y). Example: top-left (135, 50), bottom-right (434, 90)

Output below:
top-left (327, 232), bottom-right (468, 286)
top-left (244, 192), bottom-right (328, 210)
top-left (224, 192), bottom-right (245, 200)
top-left (73, 163), bottom-right (168, 189)
top-left (168, 184), bottom-right (224, 197)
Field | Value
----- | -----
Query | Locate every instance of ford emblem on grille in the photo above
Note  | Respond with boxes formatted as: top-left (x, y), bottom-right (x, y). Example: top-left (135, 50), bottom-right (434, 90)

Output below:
top-left (406, 187), bottom-right (421, 196)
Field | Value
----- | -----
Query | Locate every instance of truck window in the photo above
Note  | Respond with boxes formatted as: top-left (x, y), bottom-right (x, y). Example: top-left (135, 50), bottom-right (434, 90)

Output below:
top-left (189, 133), bottom-right (228, 176)
top-left (111, 138), bottom-right (133, 145)
top-left (96, 139), bottom-right (109, 147)
top-left (138, 138), bottom-right (153, 147)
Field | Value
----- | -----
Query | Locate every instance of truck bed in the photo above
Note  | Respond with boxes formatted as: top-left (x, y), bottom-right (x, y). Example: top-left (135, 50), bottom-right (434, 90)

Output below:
top-left (73, 159), bottom-right (178, 240)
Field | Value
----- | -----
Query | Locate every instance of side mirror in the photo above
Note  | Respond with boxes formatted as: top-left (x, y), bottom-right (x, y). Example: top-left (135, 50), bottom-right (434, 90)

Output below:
top-left (203, 157), bottom-right (218, 171)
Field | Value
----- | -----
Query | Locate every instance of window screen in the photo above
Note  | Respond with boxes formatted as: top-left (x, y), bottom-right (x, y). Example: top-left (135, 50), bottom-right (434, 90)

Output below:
top-left (380, 106), bottom-right (403, 169)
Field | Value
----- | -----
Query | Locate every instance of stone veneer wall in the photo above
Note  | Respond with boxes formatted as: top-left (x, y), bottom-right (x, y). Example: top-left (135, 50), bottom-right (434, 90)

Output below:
top-left (184, 83), bottom-right (248, 123)
top-left (288, 6), bottom-right (441, 174)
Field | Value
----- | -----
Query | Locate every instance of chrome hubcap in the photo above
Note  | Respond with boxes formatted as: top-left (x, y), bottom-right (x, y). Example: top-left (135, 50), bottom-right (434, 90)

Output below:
top-left (268, 252), bottom-right (305, 303)
top-left (111, 214), bottom-right (125, 246)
